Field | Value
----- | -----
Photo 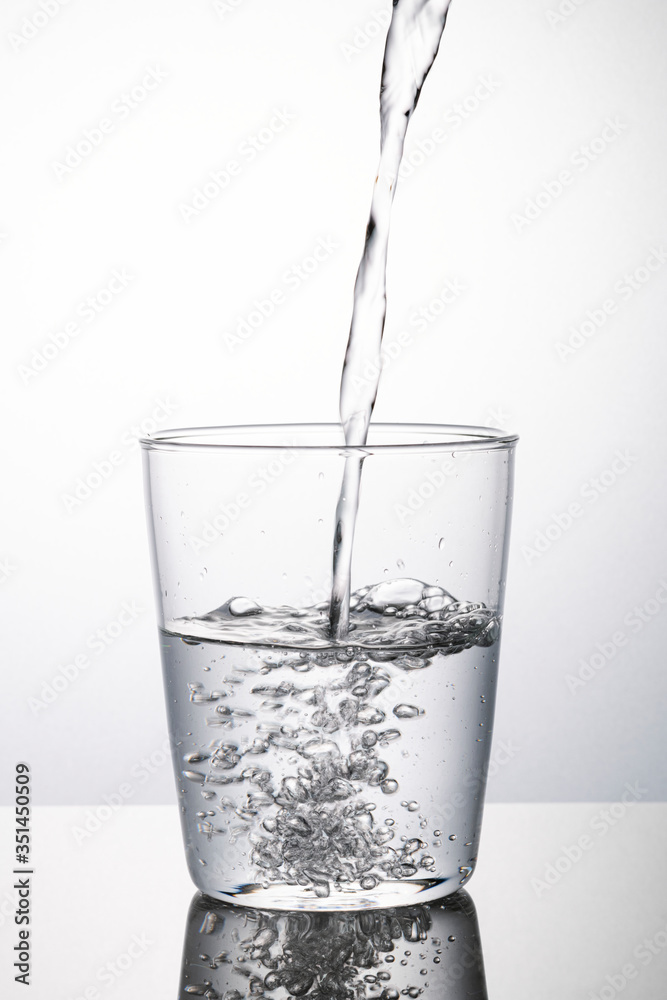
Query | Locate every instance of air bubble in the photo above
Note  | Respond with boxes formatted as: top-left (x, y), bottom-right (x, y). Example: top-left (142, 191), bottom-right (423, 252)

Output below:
top-left (182, 771), bottom-right (206, 784)
top-left (393, 704), bottom-right (423, 719)
top-left (228, 597), bottom-right (263, 617)
top-left (379, 729), bottom-right (402, 744)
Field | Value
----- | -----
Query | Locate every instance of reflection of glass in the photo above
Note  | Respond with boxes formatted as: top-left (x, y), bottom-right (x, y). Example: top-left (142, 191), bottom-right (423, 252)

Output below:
top-left (179, 890), bottom-right (488, 998)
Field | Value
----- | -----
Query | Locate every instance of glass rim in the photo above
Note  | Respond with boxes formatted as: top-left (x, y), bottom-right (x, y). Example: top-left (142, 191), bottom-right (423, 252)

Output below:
top-left (140, 423), bottom-right (519, 454)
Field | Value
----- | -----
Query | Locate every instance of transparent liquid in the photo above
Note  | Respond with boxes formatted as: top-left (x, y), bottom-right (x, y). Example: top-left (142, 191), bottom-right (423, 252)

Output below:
top-left (179, 889), bottom-right (488, 999)
top-left (162, 580), bottom-right (500, 908)
top-left (331, 0), bottom-right (455, 637)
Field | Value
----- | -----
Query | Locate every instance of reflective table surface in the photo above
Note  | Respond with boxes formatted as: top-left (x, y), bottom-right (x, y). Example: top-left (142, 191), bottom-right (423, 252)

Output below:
top-left (1, 803), bottom-right (666, 998)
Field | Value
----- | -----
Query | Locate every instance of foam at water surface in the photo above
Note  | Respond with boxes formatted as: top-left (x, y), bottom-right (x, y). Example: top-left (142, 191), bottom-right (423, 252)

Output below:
top-left (168, 578), bottom-right (499, 651)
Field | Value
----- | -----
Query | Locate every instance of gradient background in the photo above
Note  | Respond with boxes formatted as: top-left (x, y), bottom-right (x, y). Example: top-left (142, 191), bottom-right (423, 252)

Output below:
top-left (2, 0), bottom-right (666, 807)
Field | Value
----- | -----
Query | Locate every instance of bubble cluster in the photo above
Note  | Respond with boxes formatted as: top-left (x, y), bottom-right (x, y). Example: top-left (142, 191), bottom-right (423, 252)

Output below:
top-left (169, 580), bottom-right (500, 899)
top-left (181, 900), bottom-right (444, 1000)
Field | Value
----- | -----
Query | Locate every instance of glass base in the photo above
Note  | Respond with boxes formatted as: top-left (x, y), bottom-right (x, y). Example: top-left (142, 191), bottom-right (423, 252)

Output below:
top-left (190, 876), bottom-right (470, 911)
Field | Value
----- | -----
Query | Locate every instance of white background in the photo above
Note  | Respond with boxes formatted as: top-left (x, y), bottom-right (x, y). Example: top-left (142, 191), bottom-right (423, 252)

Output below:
top-left (2, 0), bottom-right (666, 806)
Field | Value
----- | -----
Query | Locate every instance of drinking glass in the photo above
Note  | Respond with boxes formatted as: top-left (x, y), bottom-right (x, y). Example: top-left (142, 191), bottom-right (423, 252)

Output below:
top-left (141, 423), bottom-right (517, 909)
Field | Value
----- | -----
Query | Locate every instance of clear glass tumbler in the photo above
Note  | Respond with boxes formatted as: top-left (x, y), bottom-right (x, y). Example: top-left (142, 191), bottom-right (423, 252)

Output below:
top-left (141, 424), bottom-right (517, 909)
